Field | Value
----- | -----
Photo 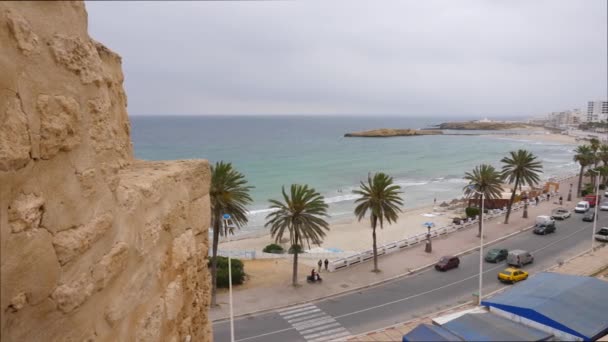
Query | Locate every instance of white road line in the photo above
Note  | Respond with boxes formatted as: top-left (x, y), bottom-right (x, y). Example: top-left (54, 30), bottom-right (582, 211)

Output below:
top-left (278, 305), bottom-right (318, 316)
top-left (293, 317), bottom-right (337, 330)
top-left (282, 308), bottom-right (321, 319)
top-left (302, 327), bottom-right (348, 340)
top-left (308, 330), bottom-right (351, 342)
top-left (298, 322), bottom-right (341, 335)
top-left (276, 303), bottom-right (316, 313)
top-left (287, 312), bottom-right (328, 324)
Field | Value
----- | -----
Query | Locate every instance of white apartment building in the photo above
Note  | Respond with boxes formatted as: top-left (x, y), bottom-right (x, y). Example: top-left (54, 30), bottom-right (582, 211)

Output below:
top-left (547, 109), bottom-right (582, 127)
top-left (586, 100), bottom-right (608, 122)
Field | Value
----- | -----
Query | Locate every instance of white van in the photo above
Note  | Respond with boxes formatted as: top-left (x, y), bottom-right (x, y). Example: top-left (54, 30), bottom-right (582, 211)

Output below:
top-left (574, 201), bottom-right (590, 213)
top-left (507, 250), bottom-right (534, 267)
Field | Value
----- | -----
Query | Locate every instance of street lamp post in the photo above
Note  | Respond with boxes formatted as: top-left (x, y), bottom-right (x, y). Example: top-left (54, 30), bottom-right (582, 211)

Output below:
top-left (223, 213), bottom-right (235, 342)
top-left (591, 173), bottom-right (600, 252)
top-left (567, 183), bottom-right (572, 202)
top-left (467, 185), bottom-right (484, 306)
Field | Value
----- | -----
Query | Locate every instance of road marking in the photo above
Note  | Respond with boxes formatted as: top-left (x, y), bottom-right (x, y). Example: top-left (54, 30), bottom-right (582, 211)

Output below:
top-left (304, 327), bottom-right (349, 339)
top-left (276, 304), bottom-right (350, 341)
top-left (233, 222), bottom-right (596, 341)
top-left (298, 322), bottom-right (341, 335)
top-left (276, 303), bottom-right (316, 313)
top-left (282, 308), bottom-right (321, 320)
top-left (288, 312), bottom-right (327, 324)
top-left (308, 330), bottom-right (351, 342)
top-left (278, 304), bottom-right (317, 316)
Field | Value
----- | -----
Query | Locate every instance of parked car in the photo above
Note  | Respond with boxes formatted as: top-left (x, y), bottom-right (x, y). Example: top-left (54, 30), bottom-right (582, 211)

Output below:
top-left (485, 248), bottom-right (508, 263)
top-left (574, 201), bottom-right (590, 213)
top-left (551, 207), bottom-right (571, 220)
top-left (507, 250), bottom-right (534, 267)
top-left (584, 195), bottom-right (599, 208)
top-left (600, 200), bottom-right (608, 211)
top-left (435, 256), bottom-right (460, 271)
top-left (595, 227), bottom-right (608, 242)
top-left (533, 215), bottom-right (556, 235)
top-left (583, 210), bottom-right (597, 222)
top-left (498, 267), bottom-right (529, 283)
top-left (605, 190), bottom-right (608, 198)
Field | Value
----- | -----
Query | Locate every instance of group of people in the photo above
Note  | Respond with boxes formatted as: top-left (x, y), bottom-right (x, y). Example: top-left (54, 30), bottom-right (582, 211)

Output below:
top-left (309, 259), bottom-right (330, 282)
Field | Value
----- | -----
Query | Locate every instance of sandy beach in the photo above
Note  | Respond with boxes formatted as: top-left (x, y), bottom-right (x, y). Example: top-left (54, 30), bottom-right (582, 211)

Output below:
top-left (482, 132), bottom-right (579, 144)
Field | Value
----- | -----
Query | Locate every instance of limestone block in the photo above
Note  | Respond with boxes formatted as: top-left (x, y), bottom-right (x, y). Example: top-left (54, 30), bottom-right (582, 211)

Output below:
top-left (164, 276), bottom-right (184, 321)
top-left (172, 230), bottom-right (196, 269)
top-left (48, 34), bottom-right (103, 84)
top-left (8, 193), bottom-right (44, 233)
top-left (135, 300), bottom-right (164, 342)
top-left (1, 229), bottom-right (60, 309)
top-left (51, 272), bottom-right (94, 313)
top-left (76, 168), bottom-right (97, 197)
top-left (92, 242), bottom-right (128, 290)
top-left (37, 94), bottom-right (81, 159)
top-left (52, 213), bottom-right (113, 265)
top-left (103, 264), bottom-right (157, 327)
top-left (0, 95), bottom-right (31, 171)
top-left (5, 9), bottom-right (39, 55)
top-left (135, 219), bottom-right (161, 257)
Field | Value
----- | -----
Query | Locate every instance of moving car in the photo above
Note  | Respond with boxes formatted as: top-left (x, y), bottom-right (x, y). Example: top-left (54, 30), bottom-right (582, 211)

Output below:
top-left (533, 215), bottom-right (556, 235)
top-left (485, 248), bottom-right (508, 263)
top-left (574, 201), bottom-right (590, 213)
top-left (498, 268), bottom-right (529, 283)
top-left (507, 250), bottom-right (534, 267)
top-left (600, 200), bottom-right (608, 211)
top-left (435, 256), bottom-right (460, 271)
top-left (583, 210), bottom-right (597, 222)
top-left (551, 207), bottom-right (571, 220)
top-left (584, 195), bottom-right (599, 208)
top-left (595, 227), bottom-right (608, 242)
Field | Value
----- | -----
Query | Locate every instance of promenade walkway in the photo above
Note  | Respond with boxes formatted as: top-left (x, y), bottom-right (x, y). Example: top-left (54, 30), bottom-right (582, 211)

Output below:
top-left (211, 176), bottom-right (583, 321)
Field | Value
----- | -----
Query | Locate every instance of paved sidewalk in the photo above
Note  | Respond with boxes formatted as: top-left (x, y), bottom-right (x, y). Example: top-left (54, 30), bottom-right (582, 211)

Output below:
top-left (211, 176), bottom-right (579, 321)
top-left (348, 243), bottom-right (608, 341)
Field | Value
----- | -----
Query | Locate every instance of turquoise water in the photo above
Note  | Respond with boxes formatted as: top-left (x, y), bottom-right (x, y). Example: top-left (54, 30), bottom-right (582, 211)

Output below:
top-left (130, 115), bottom-right (577, 236)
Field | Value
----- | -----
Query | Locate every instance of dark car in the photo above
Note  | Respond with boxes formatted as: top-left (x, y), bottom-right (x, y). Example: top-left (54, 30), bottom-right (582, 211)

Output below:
top-left (485, 248), bottom-right (508, 263)
top-left (435, 256), bottom-right (460, 271)
top-left (583, 210), bottom-right (596, 222)
top-left (533, 216), bottom-right (556, 235)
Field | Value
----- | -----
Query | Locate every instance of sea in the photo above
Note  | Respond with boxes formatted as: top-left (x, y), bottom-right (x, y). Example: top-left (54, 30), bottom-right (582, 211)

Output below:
top-left (130, 115), bottom-right (578, 238)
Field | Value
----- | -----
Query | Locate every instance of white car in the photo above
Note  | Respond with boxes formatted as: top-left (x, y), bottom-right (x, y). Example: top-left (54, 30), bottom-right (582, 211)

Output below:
top-left (574, 201), bottom-right (590, 213)
top-left (600, 201), bottom-right (608, 211)
top-left (595, 227), bottom-right (608, 242)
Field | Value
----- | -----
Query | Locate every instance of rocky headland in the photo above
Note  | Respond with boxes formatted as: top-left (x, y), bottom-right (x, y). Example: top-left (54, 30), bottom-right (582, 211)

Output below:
top-left (344, 129), bottom-right (443, 137)
top-left (437, 121), bottom-right (530, 130)
top-left (1, 2), bottom-right (211, 341)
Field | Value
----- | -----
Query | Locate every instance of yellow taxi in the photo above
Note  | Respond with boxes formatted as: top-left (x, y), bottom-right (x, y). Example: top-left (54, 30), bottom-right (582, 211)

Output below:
top-left (497, 267), bottom-right (528, 283)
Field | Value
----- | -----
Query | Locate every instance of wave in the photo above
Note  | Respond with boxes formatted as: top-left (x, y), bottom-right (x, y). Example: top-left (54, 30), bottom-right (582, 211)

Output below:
top-left (324, 194), bottom-right (362, 204)
top-left (247, 208), bottom-right (277, 216)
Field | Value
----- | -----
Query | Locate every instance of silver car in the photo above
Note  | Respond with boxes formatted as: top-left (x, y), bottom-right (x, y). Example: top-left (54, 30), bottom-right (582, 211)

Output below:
top-left (600, 201), bottom-right (608, 211)
top-left (551, 207), bottom-right (571, 220)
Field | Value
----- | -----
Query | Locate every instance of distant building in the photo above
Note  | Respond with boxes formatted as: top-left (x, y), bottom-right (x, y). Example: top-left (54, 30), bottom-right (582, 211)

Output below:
top-left (586, 100), bottom-right (608, 123)
top-left (477, 118), bottom-right (492, 123)
top-left (547, 109), bottom-right (582, 128)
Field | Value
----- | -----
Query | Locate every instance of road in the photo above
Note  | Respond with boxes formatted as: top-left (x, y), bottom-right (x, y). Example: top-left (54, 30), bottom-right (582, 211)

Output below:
top-left (213, 211), bottom-right (608, 342)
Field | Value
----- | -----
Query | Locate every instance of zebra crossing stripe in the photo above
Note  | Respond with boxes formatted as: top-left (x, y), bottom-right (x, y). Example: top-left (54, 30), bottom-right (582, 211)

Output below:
top-left (282, 308), bottom-right (321, 320)
top-left (308, 330), bottom-right (350, 342)
top-left (287, 312), bottom-right (327, 324)
top-left (302, 327), bottom-right (348, 340)
top-left (297, 322), bottom-right (341, 335)
top-left (276, 303), bottom-right (315, 313)
top-left (278, 304), bottom-right (317, 316)
top-left (293, 317), bottom-right (336, 330)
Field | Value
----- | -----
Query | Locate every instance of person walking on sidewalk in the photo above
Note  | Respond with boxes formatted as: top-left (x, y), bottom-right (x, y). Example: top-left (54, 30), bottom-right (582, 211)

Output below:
top-left (318, 259), bottom-right (322, 272)
top-left (324, 259), bottom-right (329, 271)
top-left (559, 196), bottom-right (563, 205)
top-left (535, 196), bottom-right (539, 206)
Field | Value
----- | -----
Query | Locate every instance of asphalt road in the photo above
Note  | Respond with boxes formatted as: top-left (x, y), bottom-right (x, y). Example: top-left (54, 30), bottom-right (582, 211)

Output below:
top-left (213, 210), bottom-right (608, 342)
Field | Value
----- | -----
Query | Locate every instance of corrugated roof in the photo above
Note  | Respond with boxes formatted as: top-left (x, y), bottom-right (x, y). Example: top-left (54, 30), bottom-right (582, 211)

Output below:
top-left (402, 324), bottom-right (463, 342)
top-left (442, 312), bottom-right (553, 341)
top-left (481, 272), bottom-right (608, 340)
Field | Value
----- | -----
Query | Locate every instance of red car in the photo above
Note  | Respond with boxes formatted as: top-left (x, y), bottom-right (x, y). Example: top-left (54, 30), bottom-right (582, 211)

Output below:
top-left (435, 256), bottom-right (460, 271)
top-left (584, 195), bottom-right (599, 208)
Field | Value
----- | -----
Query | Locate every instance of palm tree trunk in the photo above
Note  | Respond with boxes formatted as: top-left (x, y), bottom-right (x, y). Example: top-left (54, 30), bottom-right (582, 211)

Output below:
top-left (577, 166), bottom-right (585, 197)
top-left (210, 213), bottom-right (221, 307)
top-left (504, 177), bottom-right (520, 224)
top-left (292, 233), bottom-right (299, 286)
top-left (371, 216), bottom-right (379, 272)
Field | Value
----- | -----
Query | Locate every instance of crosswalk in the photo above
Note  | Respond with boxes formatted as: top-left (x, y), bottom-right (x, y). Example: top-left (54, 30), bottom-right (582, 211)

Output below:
top-left (277, 303), bottom-right (351, 342)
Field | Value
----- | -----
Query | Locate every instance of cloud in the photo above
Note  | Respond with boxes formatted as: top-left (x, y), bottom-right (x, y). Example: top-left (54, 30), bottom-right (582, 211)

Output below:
top-left (86, 0), bottom-right (607, 117)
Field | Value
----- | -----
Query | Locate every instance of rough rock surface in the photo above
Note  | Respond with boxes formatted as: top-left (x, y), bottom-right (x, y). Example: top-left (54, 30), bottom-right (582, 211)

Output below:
top-left (0, 2), bottom-right (211, 341)
top-left (344, 128), bottom-right (443, 137)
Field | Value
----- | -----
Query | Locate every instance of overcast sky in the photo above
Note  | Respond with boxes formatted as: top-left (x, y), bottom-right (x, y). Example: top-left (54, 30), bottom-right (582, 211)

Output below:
top-left (86, 1), bottom-right (607, 117)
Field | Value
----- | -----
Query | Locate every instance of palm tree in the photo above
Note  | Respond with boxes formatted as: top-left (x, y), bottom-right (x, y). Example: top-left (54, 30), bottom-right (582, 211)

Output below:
top-left (209, 161), bottom-right (253, 306)
top-left (574, 145), bottom-right (594, 197)
top-left (266, 184), bottom-right (329, 286)
top-left (353, 173), bottom-right (403, 272)
top-left (599, 144), bottom-right (608, 167)
top-left (590, 138), bottom-right (601, 168)
top-left (501, 150), bottom-right (543, 224)
top-left (463, 164), bottom-right (503, 237)
top-left (597, 165), bottom-right (608, 187)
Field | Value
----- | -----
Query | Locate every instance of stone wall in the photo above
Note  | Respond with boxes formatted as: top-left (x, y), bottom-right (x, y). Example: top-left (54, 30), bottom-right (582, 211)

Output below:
top-left (0, 2), bottom-right (212, 341)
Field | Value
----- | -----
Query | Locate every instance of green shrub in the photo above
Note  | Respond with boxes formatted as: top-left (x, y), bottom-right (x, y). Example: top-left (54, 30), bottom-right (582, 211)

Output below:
top-left (288, 244), bottom-right (303, 254)
top-left (263, 243), bottom-right (284, 254)
top-left (465, 207), bottom-right (480, 218)
top-left (600, 184), bottom-right (606, 190)
top-left (208, 256), bottom-right (245, 288)
top-left (581, 189), bottom-right (590, 196)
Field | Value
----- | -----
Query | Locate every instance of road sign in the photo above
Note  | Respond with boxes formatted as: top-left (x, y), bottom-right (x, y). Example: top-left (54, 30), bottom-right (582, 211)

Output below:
top-left (223, 213), bottom-right (231, 220)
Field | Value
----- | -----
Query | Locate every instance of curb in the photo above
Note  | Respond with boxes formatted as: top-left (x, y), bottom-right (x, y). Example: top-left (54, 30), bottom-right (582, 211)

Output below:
top-left (212, 222), bottom-right (538, 323)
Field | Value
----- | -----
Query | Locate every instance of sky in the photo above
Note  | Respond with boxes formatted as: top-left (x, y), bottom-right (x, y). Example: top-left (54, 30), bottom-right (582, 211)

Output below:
top-left (86, 1), bottom-right (607, 117)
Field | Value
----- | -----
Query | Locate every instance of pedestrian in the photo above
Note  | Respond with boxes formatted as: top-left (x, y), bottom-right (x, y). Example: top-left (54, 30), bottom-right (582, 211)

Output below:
top-left (434, 197), bottom-right (437, 206)
top-left (324, 259), bottom-right (329, 271)
top-left (318, 259), bottom-right (322, 272)
top-left (535, 196), bottom-right (539, 206)
top-left (559, 196), bottom-right (563, 205)
top-left (547, 193), bottom-right (551, 201)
